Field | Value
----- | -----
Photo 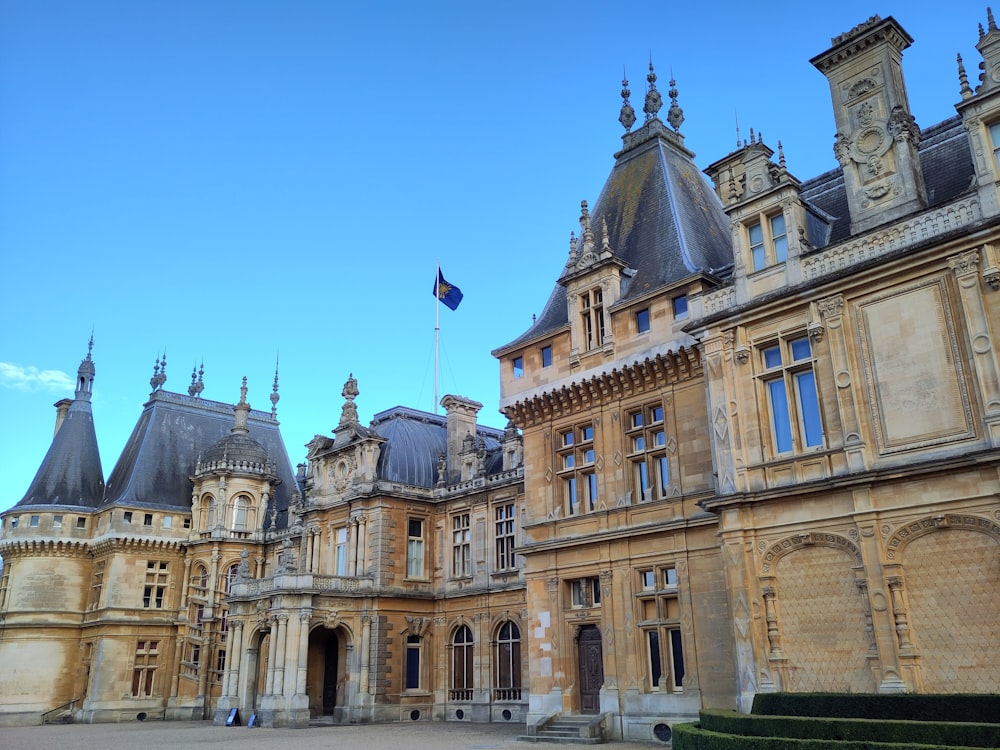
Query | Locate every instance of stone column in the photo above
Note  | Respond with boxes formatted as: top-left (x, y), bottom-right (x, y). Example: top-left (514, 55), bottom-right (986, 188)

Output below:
top-left (359, 613), bottom-right (371, 695)
top-left (273, 614), bottom-right (288, 696)
top-left (818, 294), bottom-right (867, 471)
top-left (357, 516), bottom-right (368, 575)
top-left (180, 559), bottom-right (193, 610)
top-left (949, 248), bottom-right (1000, 444)
top-left (265, 618), bottom-right (278, 695)
top-left (296, 611), bottom-right (311, 695)
top-left (348, 518), bottom-right (359, 577)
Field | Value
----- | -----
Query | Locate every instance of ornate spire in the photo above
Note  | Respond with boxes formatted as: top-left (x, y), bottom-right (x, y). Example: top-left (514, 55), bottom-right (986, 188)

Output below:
top-left (618, 70), bottom-right (636, 132)
top-left (149, 350), bottom-right (167, 392)
top-left (338, 373), bottom-right (360, 427)
top-left (568, 231), bottom-right (578, 265)
top-left (232, 376), bottom-right (250, 434)
top-left (270, 354), bottom-right (280, 418)
top-left (75, 334), bottom-right (96, 401)
top-left (188, 361), bottom-right (204, 398)
top-left (666, 73), bottom-right (684, 132)
top-left (958, 53), bottom-right (973, 100)
top-left (600, 217), bottom-right (612, 253)
top-left (643, 58), bottom-right (662, 121)
top-left (579, 200), bottom-right (593, 246)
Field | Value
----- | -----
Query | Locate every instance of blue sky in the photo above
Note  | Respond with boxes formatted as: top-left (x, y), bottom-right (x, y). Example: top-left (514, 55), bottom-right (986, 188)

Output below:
top-left (0, 1), bottom-right (985, 510)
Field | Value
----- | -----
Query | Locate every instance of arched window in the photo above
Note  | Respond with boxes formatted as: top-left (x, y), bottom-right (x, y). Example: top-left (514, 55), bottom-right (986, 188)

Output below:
top-left (202, 495), bottom-right (216, 529)
top-left (232, 496), bottom-right (249, 531)
top-left (495, 621), bottom-right (521, 700)
top-left (224, 563), bottom-right (239, 594)
top-left (451, 625), bottom-right (473, 699)
top-left (193, 564), bottom-right (208, 591)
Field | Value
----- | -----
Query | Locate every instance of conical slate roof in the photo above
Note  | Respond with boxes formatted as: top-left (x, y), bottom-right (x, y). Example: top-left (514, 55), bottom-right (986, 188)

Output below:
top-left (16, 343), bottom-right (105, 509)
top-left (17, 399), bottom-right (105, 509)
top-left (498, 113), bottom-right (731, 352)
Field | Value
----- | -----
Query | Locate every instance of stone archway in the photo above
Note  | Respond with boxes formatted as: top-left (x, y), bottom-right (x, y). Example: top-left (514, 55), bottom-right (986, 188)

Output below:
top-left (307, 626), bottom-right (346, 718)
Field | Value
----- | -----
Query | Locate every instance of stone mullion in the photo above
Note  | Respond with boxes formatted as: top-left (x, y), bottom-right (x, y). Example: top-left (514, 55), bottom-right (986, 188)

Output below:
top-left (702, 333), bottom-right (739, 494)
top-left (949, 248), bottom-right (1000, 445)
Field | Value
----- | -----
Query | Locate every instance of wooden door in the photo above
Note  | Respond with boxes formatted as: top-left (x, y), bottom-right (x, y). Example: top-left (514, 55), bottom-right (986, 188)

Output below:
top-left (577, 625), bottom-right (603, 714)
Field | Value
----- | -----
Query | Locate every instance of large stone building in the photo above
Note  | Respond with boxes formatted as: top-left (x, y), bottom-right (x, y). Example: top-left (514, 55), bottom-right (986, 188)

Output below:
top-left (2, 9), bottom-right (999, 740)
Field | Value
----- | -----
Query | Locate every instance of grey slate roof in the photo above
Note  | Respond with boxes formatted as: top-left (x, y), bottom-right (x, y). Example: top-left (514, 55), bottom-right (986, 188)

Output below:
top-left (497, 119), bottom-right (732, 352)
top-left (369, 406), bottom-right (503, 488)
top-left (17, 399), bottom-right (105, 510)
top-left (102, 390), bottom-right (299, 528)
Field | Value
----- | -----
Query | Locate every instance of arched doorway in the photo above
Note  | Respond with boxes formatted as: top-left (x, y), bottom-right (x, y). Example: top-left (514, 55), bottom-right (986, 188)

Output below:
top-left (307, 627), bottom-right (344, 718)
top-left (577, 625), bottom-right (603, 714)
top-left (244, 630), bottom-right (270, 711)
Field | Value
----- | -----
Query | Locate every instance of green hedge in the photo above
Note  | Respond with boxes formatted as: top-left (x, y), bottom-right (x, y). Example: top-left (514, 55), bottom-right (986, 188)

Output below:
top-left (751, 693), bottom-right (1000, 724)
top-left (699, 709), bottom-right (1000, 748)
top-left (672, 721), bottom-right (994, 750)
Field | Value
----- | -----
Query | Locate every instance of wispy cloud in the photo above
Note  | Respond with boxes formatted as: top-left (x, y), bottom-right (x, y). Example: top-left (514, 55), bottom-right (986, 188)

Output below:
top-left (0, 362), bottom-right (74, 392)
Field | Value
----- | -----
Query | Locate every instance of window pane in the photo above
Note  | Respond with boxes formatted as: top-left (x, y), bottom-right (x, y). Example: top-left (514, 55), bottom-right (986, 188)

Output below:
top-left (632, 436), bottom-right (645, 452)
top-left (586, 473), bottom-right (598, 511)
top-left (581, 425), bottom-right (593, 441)
top-left (631, 411), bottom-right (643, 428)
top-left (770, 214), bottom-right (787, 262)
top-left (670, 629), bottom-right (685, 688)
top-left (795, 370), bottom-right (823, 447)
top-left (562, 431), bottom-right (574, 447)
top-left (763, 346), bottom-right (782, 368)
top-left (673, 295), bottom-right (688, 320)
top-left (749, 223), bottom-right (765, 271)
top-left (768, 379), bottom-right (793, 453)
top-left (565, 477), bottom-right (578, 515)
top-left (648, 630), bottom-right (662, 686)
top-left (657, 456), bottom-right (670, 495)
top-left (513, 357), bottom-right (523, 378)
top-left (636, 308), bottom-right (650, 333)
top-left (790, 337), bottom-right (811, 361)
top-left (651, 406), bottom-right (663, 422)
top-left (541, 345), bottom-right (552, 367)
top-left (653, 430), bottom-right (666, 447)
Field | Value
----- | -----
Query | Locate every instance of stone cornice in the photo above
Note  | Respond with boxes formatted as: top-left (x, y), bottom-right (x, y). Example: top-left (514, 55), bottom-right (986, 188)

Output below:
top-left (504, 346), bottom-right (702, 428)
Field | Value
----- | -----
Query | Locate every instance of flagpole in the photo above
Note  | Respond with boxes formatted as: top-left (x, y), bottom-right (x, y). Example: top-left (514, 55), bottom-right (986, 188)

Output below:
top-left (434, 260), bottom-right (440, 414)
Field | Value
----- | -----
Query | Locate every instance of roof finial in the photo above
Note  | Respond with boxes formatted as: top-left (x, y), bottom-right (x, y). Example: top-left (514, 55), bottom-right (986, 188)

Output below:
top-left (990, 6), bottom-right (998, 32)
top-left (643, 56), bottom-right (662, 121)
top-left (958, 53), bottom-right (974, 99)
top-left (777, 140), bottom-right (787, 172)
top-left (270, 353), bottom-right (280, 418)
top-left (75, 334), bottom-right (96, 401)
top-left (735, 109), bottom-right (742, 149)
top-left (149, 351), bottom-right (167, 392)
top-left (232, 376), bottom-right (250, 434)
top-left (619, 68), bottom-right (636, 132)
top-left (666, 71), bottom-right (684, 132)
top-left (188, 361), bottom-right (205, 398)
top-left (338, 373), bottom-right (360, 427)
top-left (600, 217), bottom-right (611, 253)
top-left (569, 231), bottom-right (578, 263)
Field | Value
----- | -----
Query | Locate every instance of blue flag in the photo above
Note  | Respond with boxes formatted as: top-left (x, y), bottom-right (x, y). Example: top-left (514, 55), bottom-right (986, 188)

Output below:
top-left (433, 269), bottom-right (463, 310)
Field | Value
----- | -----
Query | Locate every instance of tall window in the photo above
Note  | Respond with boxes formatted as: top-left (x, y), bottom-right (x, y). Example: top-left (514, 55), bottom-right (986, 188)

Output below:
top-left (512, 356), bottom-right (524, 378)
top-left (334, 527), bottom-right (348, 575)
top-left (558, 424), bottom-right (597, 516)
top-left (143, 561), bottom-right (169, 608)
top-left (0, 560), bottom-right (12, 611)
top-left (541, 345), bottom-right (552, 368)
top-left (638, 565), bottom-right (684, 692)
top-left (748, 214), bottom-right (788, 271)
top-left (673, 295), bottom-right (688, 320)
top-left (193, 564), bottom-right (208, 591)
top-left (760, 336), bottom-right (823, 453)
top-left (580, 287), bottom-right (606, 350)
top-left (626, 404), bottom-right (669, 502)
top-left (405, 634), bottom-right (422, 690)
top-left (636, 307), bottom-right (650, 333)
top-left (495, 503), bottom-right (516, 571)
top-left (407, 518), bottom-right (425, 578)
top-left (495, 621), bottom-right (522, 700)
top-left (451, 625), bottom-right (474, 699)
top-left (132, 640), bottom-right (159, 697)
top-left (232, 495), bottom-right (249, 531)
top-left (203, 494), bottom-right (216, 529)
top-left (88, 559), bottom-right (105, 610)
top-left (452, 513), bottom-right (471, 577)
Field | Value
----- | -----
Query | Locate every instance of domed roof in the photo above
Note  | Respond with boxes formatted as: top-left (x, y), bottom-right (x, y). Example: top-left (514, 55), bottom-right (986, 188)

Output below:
top-left (203, 432), bottom-right (269, 467)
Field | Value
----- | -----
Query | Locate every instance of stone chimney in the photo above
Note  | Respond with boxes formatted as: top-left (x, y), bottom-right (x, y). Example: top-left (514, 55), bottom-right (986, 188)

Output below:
top-left (53, 398), bottom-right (73, 437)
top-left (811, 15), bottom-right (927, 234)
top-left (441, 395), bottom-right (482, 484)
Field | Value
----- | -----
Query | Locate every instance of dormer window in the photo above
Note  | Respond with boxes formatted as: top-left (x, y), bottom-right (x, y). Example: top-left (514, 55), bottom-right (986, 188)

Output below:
top-left (580, 288), bottom-right (605, 350)
top-left (747, 213), bottom-right (788, 272)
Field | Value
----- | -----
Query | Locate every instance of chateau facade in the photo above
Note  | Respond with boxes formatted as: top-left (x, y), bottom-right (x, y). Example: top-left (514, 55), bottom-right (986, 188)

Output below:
top-left (2, 10), bottom-right (1000, 741)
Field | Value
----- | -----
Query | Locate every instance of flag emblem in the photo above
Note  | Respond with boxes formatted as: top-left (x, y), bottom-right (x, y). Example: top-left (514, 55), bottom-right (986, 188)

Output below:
top-left (433, 269), bottom-right (463, 310)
